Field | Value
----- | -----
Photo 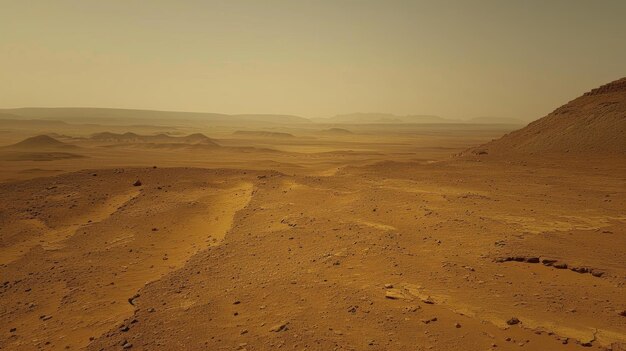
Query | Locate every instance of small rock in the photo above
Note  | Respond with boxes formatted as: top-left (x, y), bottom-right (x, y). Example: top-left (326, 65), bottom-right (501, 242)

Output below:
top-left (420, 296), bottom-right (435, 304)
top-left (421, 317), bottom-right (437, 324)
top-left (405, 306), bottom-right (420, 312)
top-left (128, 294), bottom-right (140, 306)
top-left (384, 283), bottom-right (394, 289)
top-left (542, 259), bottom-right (557, 266)
top-left (455, 322), bottom-right (461, 328)
top-left (385, 289), bottom-right (406, 300)
top-left (506, 317), bottom-right (520, 325)
top-left (269, 322), bottom-right (288, 332)
top-left (618, 310), bottom-right (626, 317)
top-left (122, 341), bottom-right (133, 349)
top-left (571, 267), bottom-right (588, 274)
top-left (133, 180), bottom-right (142, 187)
top-left (591, 270), bottom-right (604, 277)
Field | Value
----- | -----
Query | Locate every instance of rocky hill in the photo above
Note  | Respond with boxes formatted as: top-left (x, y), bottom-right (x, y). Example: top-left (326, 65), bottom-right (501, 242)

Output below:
top-left (469, 78), bottom-right (626, 155)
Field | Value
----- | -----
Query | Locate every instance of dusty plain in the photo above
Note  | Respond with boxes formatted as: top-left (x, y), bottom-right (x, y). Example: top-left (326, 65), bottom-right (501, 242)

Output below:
top-left (0, 117), bottom-right (625, 351)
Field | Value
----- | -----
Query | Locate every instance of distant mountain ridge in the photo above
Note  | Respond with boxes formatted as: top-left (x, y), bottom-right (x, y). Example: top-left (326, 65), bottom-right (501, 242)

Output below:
top-left (314, 113), bottom-right (452, 124)
top-left (0, 107), bottom-right (528, 126)
top-left (0, 108), bottom-right (311, 125)
top-left (312, 113), bottom-right (524, 125)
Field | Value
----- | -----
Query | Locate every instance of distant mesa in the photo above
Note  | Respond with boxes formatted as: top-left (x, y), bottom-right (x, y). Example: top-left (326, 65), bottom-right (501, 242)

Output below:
top-left (320, 128), bottom-right (354, 135)
top-left (233, 130), bottom-right (295, 138)
top-left (3, 135), bottom-right (79, 150)
top-left (466, 77), bottom-right (626, 155)
top-left (90, 132), bottom-right (220, 147)
top-left (316, 113), bottom-right (451, 124)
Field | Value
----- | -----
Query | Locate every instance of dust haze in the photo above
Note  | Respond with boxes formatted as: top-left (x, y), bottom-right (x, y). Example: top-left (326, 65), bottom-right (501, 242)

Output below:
top-left (1, 2), bottom-right (626, 351)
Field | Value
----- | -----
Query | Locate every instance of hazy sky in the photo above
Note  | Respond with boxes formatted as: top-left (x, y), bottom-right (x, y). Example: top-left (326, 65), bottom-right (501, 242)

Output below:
top-left (1, 1), bottom-right (625, 120)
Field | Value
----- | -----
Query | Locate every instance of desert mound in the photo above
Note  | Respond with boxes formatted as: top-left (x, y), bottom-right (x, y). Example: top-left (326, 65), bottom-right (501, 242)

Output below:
top-left (233, 130), bottom-right (295, 138)
top-left (3, 135), bottom-right (79, 150)
top-left (469, 77), bottom-right (626, 155)
top-left (1, 135), bottom-right (84, 162)
top-left (90, 132), bottom-right (219, 146)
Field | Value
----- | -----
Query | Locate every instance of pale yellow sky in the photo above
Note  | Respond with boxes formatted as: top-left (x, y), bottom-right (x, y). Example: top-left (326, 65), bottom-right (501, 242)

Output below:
top-left (1, 0), bottom-right (625, 120)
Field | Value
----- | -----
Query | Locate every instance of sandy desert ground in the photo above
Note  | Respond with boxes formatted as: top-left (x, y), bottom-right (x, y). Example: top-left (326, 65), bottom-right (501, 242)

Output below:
top-left (1, 79), bottom-right (625, 351)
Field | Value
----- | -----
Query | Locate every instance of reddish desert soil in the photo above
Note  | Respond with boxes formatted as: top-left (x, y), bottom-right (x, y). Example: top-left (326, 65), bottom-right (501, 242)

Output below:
top-left (1, 155), bottom-right (625, 351)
